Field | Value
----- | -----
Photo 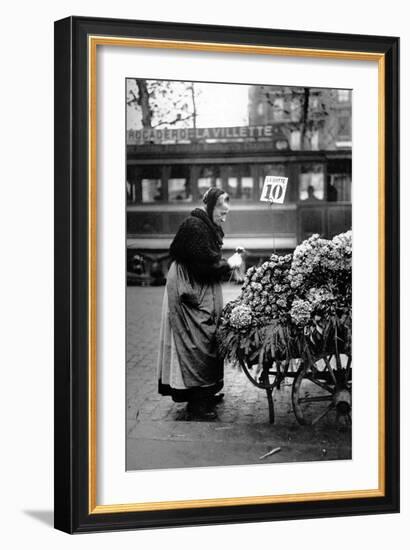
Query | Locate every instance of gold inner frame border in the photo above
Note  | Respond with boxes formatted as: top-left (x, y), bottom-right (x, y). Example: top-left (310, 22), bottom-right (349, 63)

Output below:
top-left (87, 35), bottom-right (386, 514)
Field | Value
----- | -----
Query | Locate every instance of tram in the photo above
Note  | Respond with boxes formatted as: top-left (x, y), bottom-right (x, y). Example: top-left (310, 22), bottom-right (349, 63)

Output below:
top-left (126, 136), bottom-right (351, 283)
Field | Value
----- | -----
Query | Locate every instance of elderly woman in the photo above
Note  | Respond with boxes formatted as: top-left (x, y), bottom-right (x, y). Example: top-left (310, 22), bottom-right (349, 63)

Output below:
top-left (157, 187), bottom-right (241, 420)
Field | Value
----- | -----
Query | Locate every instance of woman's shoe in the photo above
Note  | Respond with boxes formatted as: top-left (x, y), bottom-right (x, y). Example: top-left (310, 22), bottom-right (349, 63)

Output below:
top-left (187, 401), bottom-right (217, 420)
top-left (208, 393), bottom-right (224, 405)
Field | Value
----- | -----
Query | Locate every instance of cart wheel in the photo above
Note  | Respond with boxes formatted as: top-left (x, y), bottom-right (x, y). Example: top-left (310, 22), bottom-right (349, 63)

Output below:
top-left (238, 356), bottom-right (289, 424)
top-left (292, 354), bottom-right (351, 426)
top-left (239, 356), bottom-right (284, 391)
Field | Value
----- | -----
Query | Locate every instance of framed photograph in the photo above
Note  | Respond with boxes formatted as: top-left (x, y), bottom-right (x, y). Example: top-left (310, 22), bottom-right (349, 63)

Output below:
top-left (54, 16), bottom-right (400, 533)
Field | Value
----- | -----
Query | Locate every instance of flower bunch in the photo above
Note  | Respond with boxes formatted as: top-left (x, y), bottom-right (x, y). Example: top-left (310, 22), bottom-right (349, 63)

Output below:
top-left (218, 230), bottom-right (352, 364)
top-left (239, 253), bottom-right (293, 324)
top-left (305, 286), bottom-right (336, 315)
top-left (290, 232), bottom-right (351, 282)
top-left (289, 234), bottom-right (328, 290)
top-left (290, 299), bottom-right (313, 326)
top-left (229, 304), bottom-right (253, 330)
top-left (321, 230), bottom-right (352, 272)
top-left (288, 231), bottom-right (352, 321)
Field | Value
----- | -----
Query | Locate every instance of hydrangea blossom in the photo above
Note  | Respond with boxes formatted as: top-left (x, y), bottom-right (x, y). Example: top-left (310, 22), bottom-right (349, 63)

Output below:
top-left (229, 304), bottom-right (253, 329)
top-left (222, 230), bottom-right (351, 331)
top-left (290, 299), bottom-right (313, 326)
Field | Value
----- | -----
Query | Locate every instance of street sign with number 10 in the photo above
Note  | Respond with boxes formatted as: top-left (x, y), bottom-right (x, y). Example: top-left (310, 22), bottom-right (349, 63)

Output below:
top-left (260, 176), bottom-right (288, 204)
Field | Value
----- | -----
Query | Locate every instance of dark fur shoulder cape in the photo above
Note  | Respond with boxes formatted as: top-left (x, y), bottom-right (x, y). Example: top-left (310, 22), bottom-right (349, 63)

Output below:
top-left (169, 208), bottom-right (230, 283)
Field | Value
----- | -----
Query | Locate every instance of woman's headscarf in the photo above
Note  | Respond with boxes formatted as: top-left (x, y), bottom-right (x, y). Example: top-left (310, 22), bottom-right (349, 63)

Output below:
top-left (202, 187), bottom-right (228, 219)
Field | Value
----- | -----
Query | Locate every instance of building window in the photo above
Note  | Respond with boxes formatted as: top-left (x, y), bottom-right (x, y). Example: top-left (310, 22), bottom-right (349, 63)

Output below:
top-left (299, 163), bottom-right (324, 201)
top-left (310, 130), bottom-right (319, 151)
top-left (290, 98), bottom-right (301, 122)
top-left (337, 89), bottom-right (350, 102)
top-left (290, 130), bottom-right (301, 150)
top-left (272, 97), bottom-right (285, 121)
top-left (310, 95), bottom-right (319, 109)
top-left (337, 115), bottom-right (352, 140)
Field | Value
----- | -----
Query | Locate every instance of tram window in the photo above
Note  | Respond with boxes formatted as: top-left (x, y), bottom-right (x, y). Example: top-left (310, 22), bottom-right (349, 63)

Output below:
top-left (139, 166), bottom-right (163, 203)
top-left (227, 176), bottom-right (238, 196)
top-left (126, 180), bottom-right (135, 205)
top-left (226, 165), bottom-right (253, 199)
top-left (169, 179), bottom-right (193, 202)
top-left (241, 177), bottom-right (253, 199)
top-left (299, 163), bottom-right (324, 201)
top-left (168, 165), bottom-right (192, 202)
top-left (197, 166), bottom-right (222, 198)
top-left (141, 179), bottom-right (162, 202)
top-left (329, 174), bottom-right (351, 202)
top-left (258, 163), bottom-right (287, 193)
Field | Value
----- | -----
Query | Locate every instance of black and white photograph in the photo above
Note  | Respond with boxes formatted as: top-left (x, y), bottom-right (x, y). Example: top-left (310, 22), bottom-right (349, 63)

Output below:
top-left (126, 78), bottom-right (352, 471)
top-left (0, 0), bottom-right (404, 540)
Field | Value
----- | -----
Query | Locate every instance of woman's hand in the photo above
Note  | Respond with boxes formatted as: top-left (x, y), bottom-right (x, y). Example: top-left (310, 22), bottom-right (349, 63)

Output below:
top-left (227, 252), bottom-right (243, 269)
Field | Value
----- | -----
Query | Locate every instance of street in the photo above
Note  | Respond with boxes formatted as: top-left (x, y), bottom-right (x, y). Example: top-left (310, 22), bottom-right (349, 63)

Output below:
top-left (126, 284), bottom-right (351, 470)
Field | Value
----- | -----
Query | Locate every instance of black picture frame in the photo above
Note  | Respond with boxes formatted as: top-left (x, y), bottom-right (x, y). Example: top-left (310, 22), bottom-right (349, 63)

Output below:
top-left (54, 15), bottom-right (400, 534)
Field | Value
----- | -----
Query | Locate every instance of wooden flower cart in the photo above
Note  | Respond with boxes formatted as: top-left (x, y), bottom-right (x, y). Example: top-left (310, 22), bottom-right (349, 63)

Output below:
top-left (237, 333), bottom-right (352, 426)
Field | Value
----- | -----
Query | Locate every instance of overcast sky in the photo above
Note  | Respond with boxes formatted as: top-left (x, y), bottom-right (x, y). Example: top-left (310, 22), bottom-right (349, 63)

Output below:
top-left (127, 81), bottom-right (250, 130)
top-left (195, 82), bottom-right (250, 127)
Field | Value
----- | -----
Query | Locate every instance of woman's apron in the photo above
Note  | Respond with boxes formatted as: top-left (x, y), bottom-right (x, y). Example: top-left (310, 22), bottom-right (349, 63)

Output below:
top-left (157, 261), bottom-right (224, 401)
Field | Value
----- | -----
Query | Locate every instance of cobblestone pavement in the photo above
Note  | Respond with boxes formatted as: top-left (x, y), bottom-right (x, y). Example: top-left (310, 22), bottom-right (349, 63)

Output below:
top-left (126, 284), bottom-right (351, 470)
top-left (127, 284), bottom-right (288, 426)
